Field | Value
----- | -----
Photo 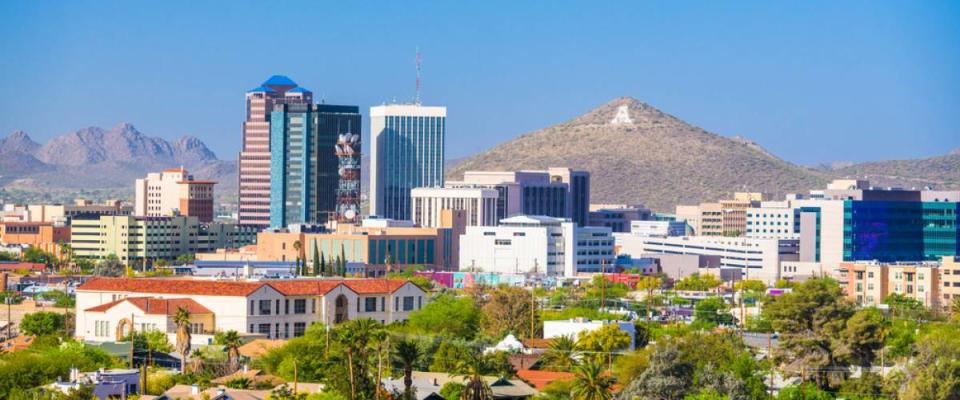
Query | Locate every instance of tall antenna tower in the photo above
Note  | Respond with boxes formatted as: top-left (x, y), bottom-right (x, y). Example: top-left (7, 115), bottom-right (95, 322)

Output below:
top-left (415, 47), bottom-right (422, 105)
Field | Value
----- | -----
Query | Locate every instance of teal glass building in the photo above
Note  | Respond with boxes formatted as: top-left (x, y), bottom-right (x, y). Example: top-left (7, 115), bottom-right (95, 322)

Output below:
top-left (270, 103), bottom-right (361, 227)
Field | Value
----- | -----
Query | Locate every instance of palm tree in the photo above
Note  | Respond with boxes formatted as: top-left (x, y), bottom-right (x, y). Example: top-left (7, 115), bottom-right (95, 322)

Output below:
top-left (637, 275), bottom-right (662, 320)
top-left (215, 329), bottom-right (244, 372)
top-left (457, 354), bottom-right (493, 400)
top-left (540, 334), bottom-right (578, 371)
top-left (337, 319), bottom-right (384, 400)
top-left (951, 297), bottom-right (960, 320)
top-left (174, 306), bottom-right (192, 374)
top-left (190, 348), bottom-right (207, 374)
top-left (571, 360), bottom-right (614, 400)
top-left (393, 338), bottom-right (422, 399)
top-left (292, 240), bottom-right (303, 276)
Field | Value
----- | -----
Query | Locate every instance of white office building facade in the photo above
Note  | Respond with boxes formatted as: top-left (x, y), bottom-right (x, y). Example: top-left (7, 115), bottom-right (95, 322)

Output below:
top-left (458, 215), bottom-right (614, 277)
top-left (410, 187), bottom-right (498, 228)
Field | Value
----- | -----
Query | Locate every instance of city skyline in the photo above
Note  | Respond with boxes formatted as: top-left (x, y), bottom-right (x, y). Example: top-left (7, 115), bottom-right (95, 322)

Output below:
top-left (1, 1), bottom-right (958, 166)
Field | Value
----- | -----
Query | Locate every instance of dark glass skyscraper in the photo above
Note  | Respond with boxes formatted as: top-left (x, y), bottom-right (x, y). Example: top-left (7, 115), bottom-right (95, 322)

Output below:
top-left (270, 103), bottom-right (361, 227)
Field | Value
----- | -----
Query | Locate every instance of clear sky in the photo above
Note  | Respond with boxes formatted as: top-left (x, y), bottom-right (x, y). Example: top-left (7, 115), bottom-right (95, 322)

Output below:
top-left (1, 1), bottom-right (957, 165)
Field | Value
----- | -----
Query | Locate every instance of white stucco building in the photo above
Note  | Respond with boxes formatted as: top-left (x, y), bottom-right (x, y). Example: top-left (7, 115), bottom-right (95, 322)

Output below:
top-left (75, 277), bottom-right (428, 345)
top-left (615, 235), bottom-right (799, 284)
top-left (458, 215), bottom-right (614, 277)
top-left (410, 187), bottom-right (498, 227)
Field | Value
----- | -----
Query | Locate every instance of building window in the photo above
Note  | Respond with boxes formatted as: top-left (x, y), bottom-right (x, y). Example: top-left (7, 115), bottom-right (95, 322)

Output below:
top-left (293, 322), bottom-right (306, 337)
top-left (259, 300), bottom-right (272, 315)
top-left (294, 299), bottom-right (307, 314)
top-left (249, 300), bottom-right (255, 315)
top-left (365, 297), bottom-right (377, 312)
top-left (380, 297), bottom-right (385, 312)
top-left (258, 324), bottom-right (271, 338)
top-left (403, 296), bottom-right (415, 311)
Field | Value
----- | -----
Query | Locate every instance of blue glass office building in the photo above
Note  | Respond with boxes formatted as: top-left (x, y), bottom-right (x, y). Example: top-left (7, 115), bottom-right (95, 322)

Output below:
top-left (842, 195), bottom-right (959, 262)
top-left (370, 104), bottom-right (447, 221)
top-left (270, 103), bottom-right (361, 227)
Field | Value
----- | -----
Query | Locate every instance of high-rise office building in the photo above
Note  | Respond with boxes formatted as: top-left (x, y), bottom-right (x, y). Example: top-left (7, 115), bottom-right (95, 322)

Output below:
top-left (238, 76), bottom-right (312, 229)
top-left (269, 103), bottom-right (361, 227)
top-left (369, 104), bottom-right (447, 221)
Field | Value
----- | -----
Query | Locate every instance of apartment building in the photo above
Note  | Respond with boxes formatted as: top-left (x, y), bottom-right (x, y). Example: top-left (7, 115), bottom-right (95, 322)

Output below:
top-left (839, 261), bottom-right (942, 308)
top-left (675, 192), bottom-right (764, 237)
top-left (70, 215), bottom-right (256, 263)
top-left (75, 277), bottom-right (428, 344)
top-left (135, 167), bottom-right (215, 222)
top-left (940, 256), bottom-right (960, 309)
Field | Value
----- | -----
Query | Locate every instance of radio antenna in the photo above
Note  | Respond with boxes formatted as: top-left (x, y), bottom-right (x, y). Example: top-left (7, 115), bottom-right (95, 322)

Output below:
top-left (415, 47), bottom-right (422, 105)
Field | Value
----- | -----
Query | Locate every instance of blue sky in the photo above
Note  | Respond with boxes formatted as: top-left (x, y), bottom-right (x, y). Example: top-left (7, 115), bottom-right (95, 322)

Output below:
top-left (1, 1), bottom-right (957, 165)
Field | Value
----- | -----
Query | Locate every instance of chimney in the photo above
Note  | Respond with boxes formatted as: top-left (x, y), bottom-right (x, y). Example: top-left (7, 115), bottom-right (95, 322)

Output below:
top-left (191, 384), bottom-right (199, 395)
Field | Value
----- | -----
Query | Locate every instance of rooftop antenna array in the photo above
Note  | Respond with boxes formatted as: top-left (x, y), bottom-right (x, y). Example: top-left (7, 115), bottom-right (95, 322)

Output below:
top-left (415, 47), bottom-right (422, 105)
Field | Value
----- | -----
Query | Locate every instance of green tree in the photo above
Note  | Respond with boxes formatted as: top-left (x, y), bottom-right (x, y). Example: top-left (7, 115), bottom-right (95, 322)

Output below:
top-left (480, 287), bottom-right (536, 339)
top-left (175, 253), bottom-right (195, 265)
top-left (637, 276), bottom-right (663, 319)
top-left (693, 297), bottom-right (733, 328)
top-left (214, 329), bottom-right (245, 372)
top-left (439, 382), bottom-right (465, 400)
top-left (393, 338), bottom-right (422, 400)
top-left (900, 323), bottom-right (960, 400)
top-left (540, 335), bottom-right (579, 372)
top-left (293, 240), bottom-right (303, 276)
top-left (578, 324), bottom-right (632, 368)
top-left (327, 319), bottom-right (384, 400)
top-left (19, 311), bottom-right (65, 337)
top-left (674, 274), bottom-right (722, 292)
top-left (613, 348), bottom-right (651, 384)
top-left (457, 354), bottom-right (493, 400)
top-left (572, 360), bottom-right (615, 400)
top-left (144, 329), bottom-right (174, 367)
top-left (312, 241), bottom-right (320, 276)
top-left (617, 343), bottom-right (694, 400)
top-left (174, 306), bottom-right (192, 374)
top-left (407, 293), bottom-right (480, 339)
top-left (762, 278), bottom-right (855, 389)
top-left (429, 341), bottom-right (474, 373)
top-left (836, 308), bottom-right (885, 369)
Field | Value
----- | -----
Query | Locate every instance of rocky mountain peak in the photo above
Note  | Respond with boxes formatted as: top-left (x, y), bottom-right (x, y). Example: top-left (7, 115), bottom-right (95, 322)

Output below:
top-left (1, 130), bottom-right (41, 154)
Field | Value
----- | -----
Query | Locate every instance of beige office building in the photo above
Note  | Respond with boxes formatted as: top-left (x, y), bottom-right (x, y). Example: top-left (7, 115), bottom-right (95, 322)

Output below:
top-left (135, 167), bottom-right (215, 222)
top-left (410, 187), bottom-right (498, 227)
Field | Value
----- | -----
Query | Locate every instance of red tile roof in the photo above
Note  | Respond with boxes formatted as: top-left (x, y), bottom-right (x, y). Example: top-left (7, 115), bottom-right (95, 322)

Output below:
top-left (78, 277), bottom-right (264, 296)
top-left (85, 297), bottom-right (212, 315)
top-left (265, 280), bottom-right (345, 296)
top-left (515, 370), bottom-right (575, 390)
top-left (0, 262), bottom-right (46, 272)
top-left (78, 277), bottom-right (418, 297)
top-left (342, 279), bottom-right (410, 294)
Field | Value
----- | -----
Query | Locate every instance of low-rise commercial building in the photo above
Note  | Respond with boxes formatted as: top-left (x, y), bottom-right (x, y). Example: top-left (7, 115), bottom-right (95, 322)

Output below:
top-left (616, 235), bottom-right (798, 284)
top-left (0, 221), bottom-right (71, 254)
top-left (255, 212), bottom-right (465, 275)
top-left (447, 168), bottom-right (591, 226)
top-left (75, 277), bottom-right (428, 344)
top-left (2, 200), bottom-right (132, 225)
top-left (587, 205), bottom-right (652, 233)
top-left (941, 256), bottom-right (960, 309)
top-left (70, 215), bottom-right (256, 264)
top-left (627, 220), bottom-right (687, 237)
top-left (458, 215), bottom-right (614, 277)
top-left (675, 192), bottom-right (764, 237)
top-left (410, 186), bottom-right (498, 227)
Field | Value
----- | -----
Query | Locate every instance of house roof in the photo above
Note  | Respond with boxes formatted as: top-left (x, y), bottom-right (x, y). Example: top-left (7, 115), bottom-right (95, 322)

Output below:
top-left (238, 339), bottom-right (285, 359)
top-left (0, 335), bottom-right (34, 353)
top-left (79, 277), bottom-right (264, 297)
top-left (79, 277), bottom-right (419, 297)
top-left (265, 280), bottom-right (345, 296)
top-left (342, 279), bottom-right (411, 294)
top-left (515, 370), bottom-right (575, 390)
top-left (85, 297), bottom-right (212, 315)
top-left (262, 75), bottom-right (297, 87)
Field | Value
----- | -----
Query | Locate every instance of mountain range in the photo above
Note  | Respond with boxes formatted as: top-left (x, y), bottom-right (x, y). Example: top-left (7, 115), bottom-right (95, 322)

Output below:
top-left (0, 123), bottom-right (236, 203)
top-left (2, 97), bottom-right (956, 210)
top-left (447, 97), bottom-right (960, 211)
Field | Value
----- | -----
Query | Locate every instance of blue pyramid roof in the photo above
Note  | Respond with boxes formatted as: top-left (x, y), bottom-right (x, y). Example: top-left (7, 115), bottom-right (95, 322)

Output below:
top-left (247, 86), bottom-right (276, 93)
top-left (262, 75), bottom-right (297, 87)
top-left (288, 87), bottom-right (311, 93)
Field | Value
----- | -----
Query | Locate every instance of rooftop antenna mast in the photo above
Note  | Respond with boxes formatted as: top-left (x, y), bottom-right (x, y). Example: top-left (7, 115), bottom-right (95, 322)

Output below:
top-left (415, 47), bottom-right (422, 105)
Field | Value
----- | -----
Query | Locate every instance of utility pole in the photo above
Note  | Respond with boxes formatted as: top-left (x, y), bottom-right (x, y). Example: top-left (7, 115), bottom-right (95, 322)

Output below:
top-left (5, 297), bottom-right (11, 340)
top-left (600, 259), bottom-right (606, 311)
top-left (767, 332), bottom-right (774, 397)
top-left (801, 367), bottom-right (806, 400)
top-left (530, 288), bottom-right (536, 339)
